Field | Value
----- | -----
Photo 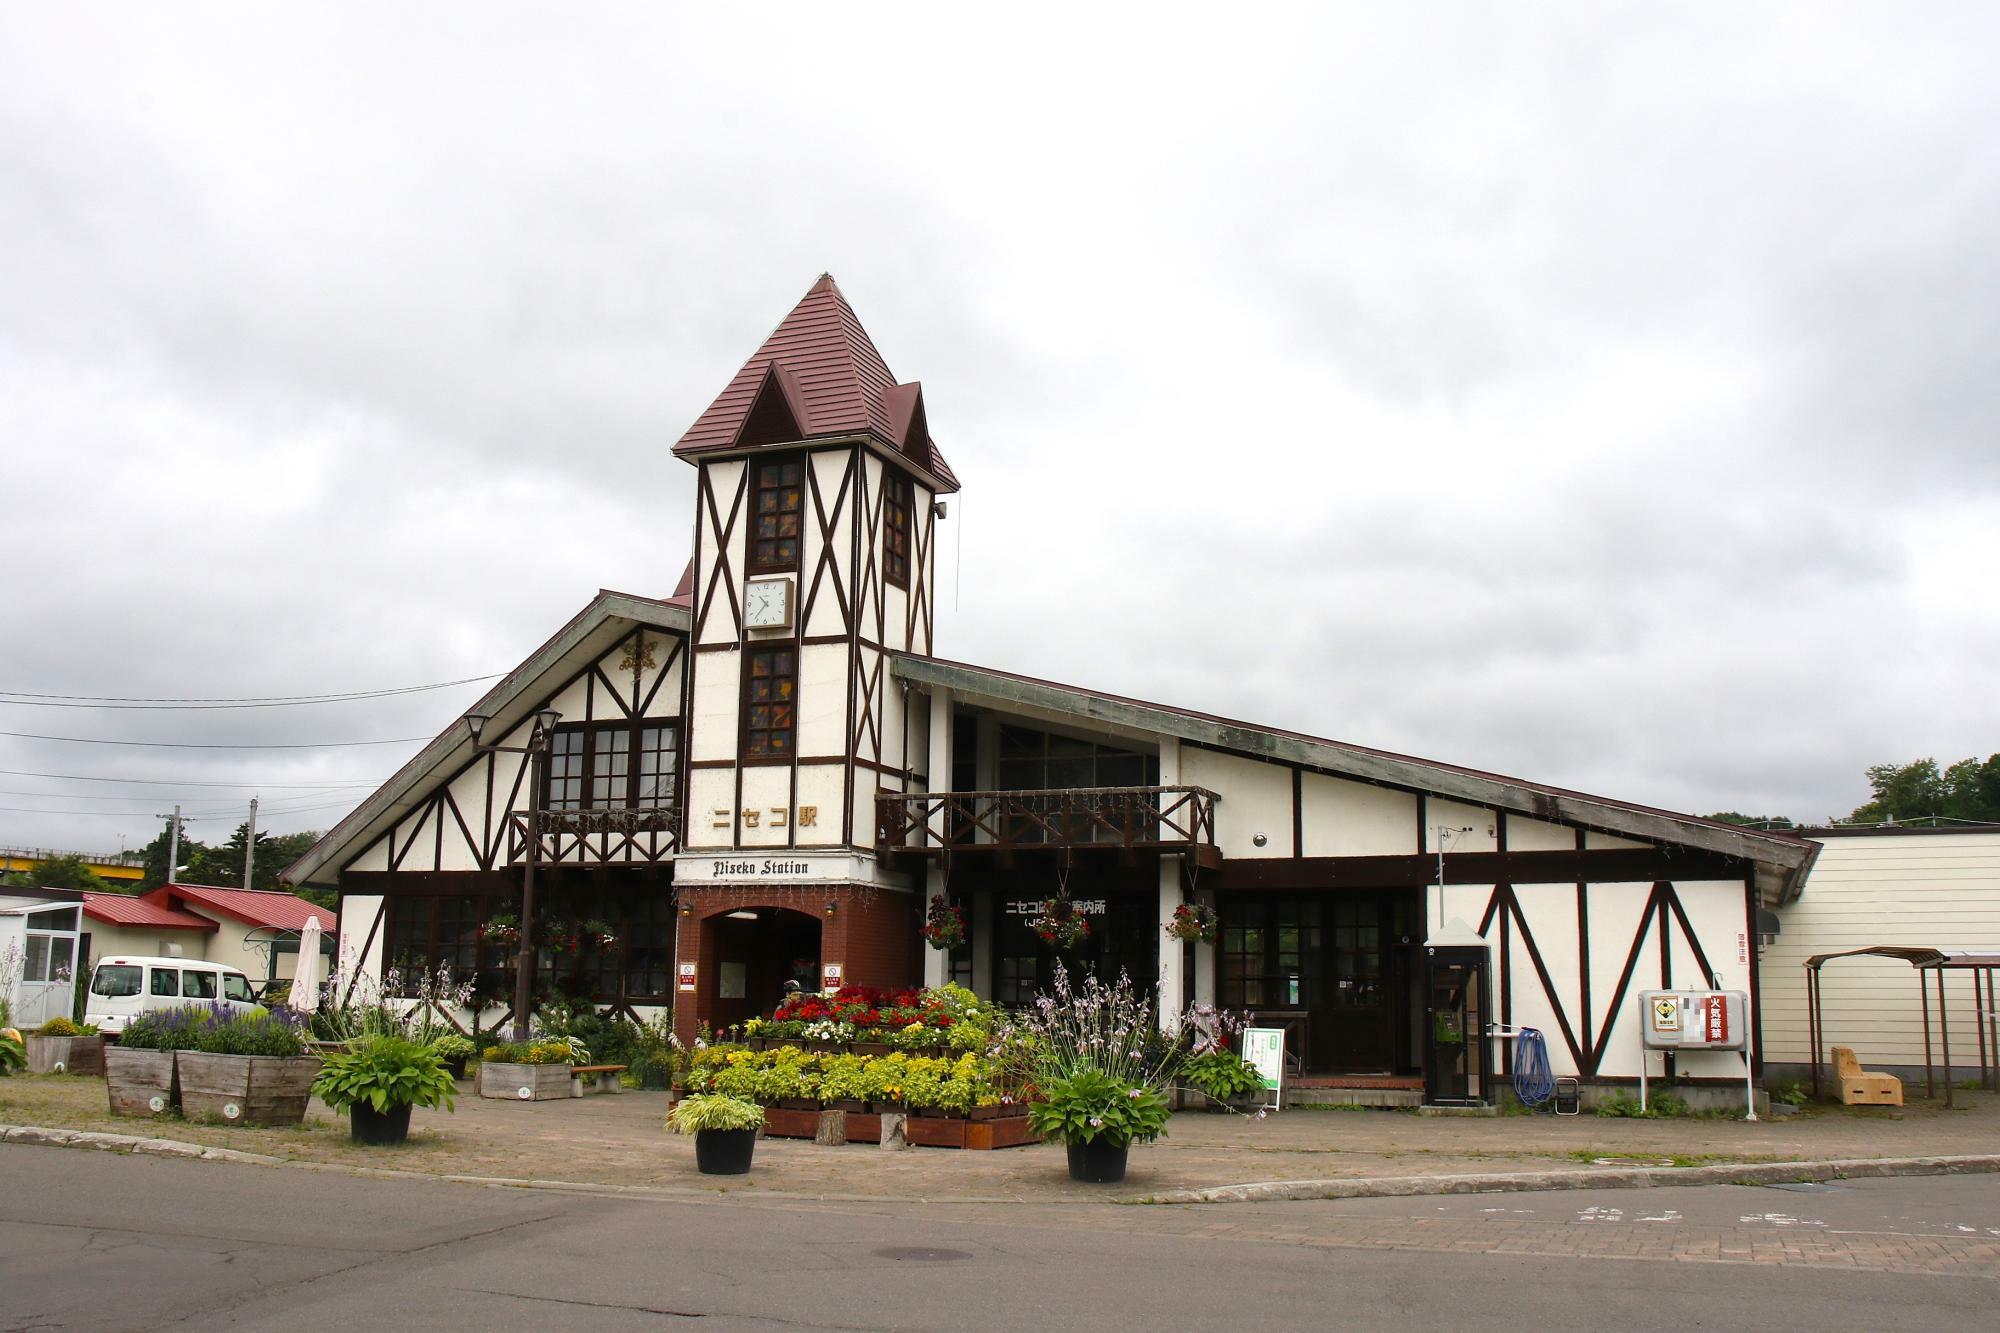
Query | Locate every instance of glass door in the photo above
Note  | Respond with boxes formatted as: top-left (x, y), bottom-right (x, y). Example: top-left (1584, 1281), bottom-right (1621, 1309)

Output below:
top-left (1424, 947), bottom-right (1489, 1105)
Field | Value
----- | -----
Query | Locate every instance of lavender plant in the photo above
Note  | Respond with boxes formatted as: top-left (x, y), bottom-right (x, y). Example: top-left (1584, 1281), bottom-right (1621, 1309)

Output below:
top-left (312, 957), bottom-right (475, 1045)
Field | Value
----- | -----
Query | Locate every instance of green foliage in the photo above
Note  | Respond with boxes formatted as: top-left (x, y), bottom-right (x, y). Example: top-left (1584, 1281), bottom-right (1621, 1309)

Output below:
top-left (1773, 1082), bottom-right (1812, 1107)
top-left (1594, 1091), bottom-right (1689, 1119)
top-left (35, 1017), bottom-right (96, 1037)
top-left (667, 1093), bottom-right (765, 1134)
top-left (1182, 1050), bottom-right (1266, 1101)
top-left (121, 1006), bottom-right (303, 1056)
top-left (0, 1029), bottom-right (23, 1075)
top-left (1704, 812), bottom-right (1796, 830)
top-left (427, 1033), bottom-right (476, 1063)
top-left (176, 823), bottom-right (327, 894)
top-left (635, 1011), bottom-right (680, 1089)
top-left (480, 1039), bottom-right (578, 1066)
top-left (0, 853), bottom-right (113, 893)
top-left (1028, 1068), bottom-right (1171, 1147)
top-left (313, 1035), bottom-right (457, 1114)
top-left (1849, 754), bottom-right (2000, 824)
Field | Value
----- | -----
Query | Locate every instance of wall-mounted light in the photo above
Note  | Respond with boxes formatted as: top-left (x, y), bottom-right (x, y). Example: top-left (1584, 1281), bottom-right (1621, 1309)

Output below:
top-left (824, 901), bottom-right (838, 918)
top-left (1252, 832), bottom-right (1268, 848)
top-left (932, 500), bottom-right (949, 519)
top-left (679, 903), bottom-right (692, 917)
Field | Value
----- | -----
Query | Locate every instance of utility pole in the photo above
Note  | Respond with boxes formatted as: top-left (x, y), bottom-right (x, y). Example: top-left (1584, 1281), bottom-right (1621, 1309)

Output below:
top-left (242, 796), bottom-right (259, 890)
top-left (165, 806), bottom-right (182, 887)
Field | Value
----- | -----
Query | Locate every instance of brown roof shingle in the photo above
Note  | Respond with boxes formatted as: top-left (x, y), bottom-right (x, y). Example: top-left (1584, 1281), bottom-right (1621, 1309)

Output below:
top-left (672, 275), bottom-right (959, 491)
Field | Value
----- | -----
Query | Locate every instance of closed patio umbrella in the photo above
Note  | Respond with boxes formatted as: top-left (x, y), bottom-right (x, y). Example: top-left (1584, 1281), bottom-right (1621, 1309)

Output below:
top-left (289, 916), bottom-right (325, 1016)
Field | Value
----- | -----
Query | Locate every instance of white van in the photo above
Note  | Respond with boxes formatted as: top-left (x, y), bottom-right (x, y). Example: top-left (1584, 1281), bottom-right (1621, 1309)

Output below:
top-left (84, 956), bottom-right (259, 1034)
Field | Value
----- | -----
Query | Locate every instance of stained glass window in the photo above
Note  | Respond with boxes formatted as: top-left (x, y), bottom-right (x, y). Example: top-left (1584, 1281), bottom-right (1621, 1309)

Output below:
top-left (751, 459), bottom-right (804, 571)
top-left (744, 647), bottom-right (797, 758)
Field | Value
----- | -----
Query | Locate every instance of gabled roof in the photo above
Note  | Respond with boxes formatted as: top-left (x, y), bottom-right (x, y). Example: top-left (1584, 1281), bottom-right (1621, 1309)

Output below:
top-left (891, 653), bottom-right (1820, 906)
top-left (672, 275), bottom-right (959, 492)
top-left (282, 587), bottom-right (692, 887)
top-left (153, 885), bottom-right (333, 934)
top-left (83, 891), bottom-right (219, 932)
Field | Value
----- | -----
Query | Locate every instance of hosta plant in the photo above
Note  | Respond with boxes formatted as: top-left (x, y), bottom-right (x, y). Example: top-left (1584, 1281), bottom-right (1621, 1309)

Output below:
top-left (667, 1093), bottom-right (765, 1134)
top-left (313, 1036), bottom-right (458, 1114)
top-left (1182, 1050), bottom-right (1266, 1101)
top-left (0, 1030), bottom-right (23, 1076)
top-left (1027, 1068), bottom-right (1170, 1148)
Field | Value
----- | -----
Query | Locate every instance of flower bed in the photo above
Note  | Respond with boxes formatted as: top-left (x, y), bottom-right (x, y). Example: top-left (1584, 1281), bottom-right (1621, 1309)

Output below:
top-left (741, 983), bottom-right (994, 1054)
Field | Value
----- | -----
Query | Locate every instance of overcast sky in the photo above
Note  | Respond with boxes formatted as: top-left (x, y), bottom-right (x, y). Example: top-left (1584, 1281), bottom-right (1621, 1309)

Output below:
top-left (3, 3), bottom-right (1996, 861)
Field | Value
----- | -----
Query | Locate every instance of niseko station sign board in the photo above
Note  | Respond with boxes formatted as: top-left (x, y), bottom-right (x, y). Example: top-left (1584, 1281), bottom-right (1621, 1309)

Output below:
top-left (1241, 1027), bottom-right (1286, 1112)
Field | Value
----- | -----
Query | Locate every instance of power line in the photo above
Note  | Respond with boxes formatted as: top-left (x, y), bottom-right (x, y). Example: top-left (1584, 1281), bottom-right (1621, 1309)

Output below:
top-left (0, 730), bottom-right (432, 750)
top-left (0, 673), bottom-right (502, 710)
top-left (0, 788), bottom-right (355, 806)
top-left (0, 768), bottom-right (381, 789)
top-left (0, 799), bottom-right (357, 821)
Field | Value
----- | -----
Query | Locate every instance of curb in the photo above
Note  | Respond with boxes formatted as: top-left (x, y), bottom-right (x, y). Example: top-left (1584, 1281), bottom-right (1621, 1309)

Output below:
top-left (1146, 1154), bottom-right (2000, 1204)
top-left (6, 1124), bottom-right (1997, 1208)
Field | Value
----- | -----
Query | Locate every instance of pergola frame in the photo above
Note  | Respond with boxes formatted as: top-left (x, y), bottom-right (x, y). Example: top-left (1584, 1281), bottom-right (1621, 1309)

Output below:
top-left (1805, 946), bottom-right (2000, 1107)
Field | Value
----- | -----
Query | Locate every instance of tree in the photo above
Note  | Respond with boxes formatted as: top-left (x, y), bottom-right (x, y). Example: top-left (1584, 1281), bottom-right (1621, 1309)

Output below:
top-left (136, 823), bottom-right (212, 892)
top-left (1705, 812), bottom-right (1796, 830)
top-left (1848, 755), bottom-right (2000, 824)
top-left (0, 853), bottom-right (114, 893)
top-left (179, 823), bottom-right (328, 894)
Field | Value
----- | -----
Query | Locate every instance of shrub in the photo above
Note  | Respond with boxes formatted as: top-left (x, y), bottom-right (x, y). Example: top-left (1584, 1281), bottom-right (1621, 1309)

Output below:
top-left (313, 1035), bottom-right (457, 1114)
top-left (0, 1030), bottom-right (23, 1075)
top-left (1182, 1051), bottom-right (1266, 1101)
top-left (1028, 1068), bottom-right (1171, 1148)
top-left (1011, 964), bottom-right (1175, 1093)
top-left (37, 1017), bottom-right (96, 1037)
top-left (667, 1093), bottom-right (764, 1134)
top-left (1594, 1092), bottom-right (1689, 1119)
top-left (428, 1033), bottom-right (476, 1063)
top-left (480, 1039), bottom-right (578, 1066)
top-left (192, 1010), bottom-right (306, 1058)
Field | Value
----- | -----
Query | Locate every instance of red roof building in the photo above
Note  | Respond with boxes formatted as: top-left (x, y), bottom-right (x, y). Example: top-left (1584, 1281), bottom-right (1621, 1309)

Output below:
top-left (81, 892), bottom-right (217, 933)
top-left (148, 884), bottom-right (335, 935)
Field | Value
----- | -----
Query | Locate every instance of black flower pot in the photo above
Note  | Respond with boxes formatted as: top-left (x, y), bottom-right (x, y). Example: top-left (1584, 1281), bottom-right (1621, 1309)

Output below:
top-left (444, 1056), bottom-right (469, 1080)
top-left (694, 1127), bottom-right (757, 1175)
top-left (350, 1102), bottom-right (413, 1146)
top-left (1066, 1137), bottom-right (1129, 1183)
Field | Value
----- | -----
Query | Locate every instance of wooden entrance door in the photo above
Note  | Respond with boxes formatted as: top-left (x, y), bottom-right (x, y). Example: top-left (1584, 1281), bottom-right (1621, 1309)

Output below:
top-left (1221, 891), bottom-right (1415, 1074)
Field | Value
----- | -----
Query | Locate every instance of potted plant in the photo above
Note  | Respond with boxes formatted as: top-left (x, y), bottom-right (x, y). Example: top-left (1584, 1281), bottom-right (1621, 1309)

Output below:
top-left (477, 1037), bottom-right (579, 1101)
top-left (1164, 901), bottom-right (1219, 945)
top-left (1030, 898), bottom-right (1092, 952)
top-left (0, 1027), bottom-right (23, 1077)
top-left (1181, 1049), bottom-right (1266, 1111)
top-left (312, 1035), bottom-right (458, 1145)
top-left (667, 1092), bottom-right (765, 1174)
top-left (176, 1008), bottom-right (320, 1126)
top-left (920, 895), bottom-right (966, 951)
top-left (428, 1032), bottom-right (477, 1079)
top-left (479, 914), bottom-right (521, 947)
top-left (105, 1006), bottom-right (206, 1116)
top-left (25, 1017), bottom-right (106, 1076)
top-left (1027, 1067), bottom-right (1170, 1183)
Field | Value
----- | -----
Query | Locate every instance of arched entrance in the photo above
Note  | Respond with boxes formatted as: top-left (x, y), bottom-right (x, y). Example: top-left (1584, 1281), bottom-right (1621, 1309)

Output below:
top-left (701, 906), bottom-right (821, 1034)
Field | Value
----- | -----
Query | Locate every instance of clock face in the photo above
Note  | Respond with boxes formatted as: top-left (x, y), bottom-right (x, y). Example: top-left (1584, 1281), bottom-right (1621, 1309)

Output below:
top-left (744, 577), bottom-right (792, 630)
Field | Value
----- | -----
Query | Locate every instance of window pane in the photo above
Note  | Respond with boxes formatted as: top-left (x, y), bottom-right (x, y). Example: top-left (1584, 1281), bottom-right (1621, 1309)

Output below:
top-left (183, 971), bottom-right (217, 999)
top-left (49, 936), bottom-right (74, 980)
top-left (23, 936), bottom-right (49, 982)
top-left (151, 968), bottom-right (179, 996)
top-left (224, 974), bottom-right (255, 1003)
top-left (93, 965), bottom-right (141, 997)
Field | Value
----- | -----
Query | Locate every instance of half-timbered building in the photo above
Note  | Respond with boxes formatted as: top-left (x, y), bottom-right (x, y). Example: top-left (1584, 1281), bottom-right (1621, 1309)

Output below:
top-left (288, 275), bottom-right (1816, 1101)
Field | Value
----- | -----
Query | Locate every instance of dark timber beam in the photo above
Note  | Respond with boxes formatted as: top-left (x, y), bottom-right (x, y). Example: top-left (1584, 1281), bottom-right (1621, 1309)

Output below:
top-left (1216, 848), bottom-right (1746, 891)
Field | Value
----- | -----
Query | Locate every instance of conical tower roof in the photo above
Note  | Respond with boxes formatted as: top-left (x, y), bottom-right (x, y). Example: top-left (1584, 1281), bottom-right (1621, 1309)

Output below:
top-left (672, 275), bottom-right (957, 491)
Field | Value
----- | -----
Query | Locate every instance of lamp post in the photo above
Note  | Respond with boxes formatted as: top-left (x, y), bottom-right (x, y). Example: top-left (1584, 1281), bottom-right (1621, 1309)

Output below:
top-left (467, 706), bottom-right (562, 1042)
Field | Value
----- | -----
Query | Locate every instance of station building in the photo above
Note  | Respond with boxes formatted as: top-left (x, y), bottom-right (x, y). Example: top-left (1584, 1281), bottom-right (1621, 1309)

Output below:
top-left (287, 276), bottom-right (1816, 1101)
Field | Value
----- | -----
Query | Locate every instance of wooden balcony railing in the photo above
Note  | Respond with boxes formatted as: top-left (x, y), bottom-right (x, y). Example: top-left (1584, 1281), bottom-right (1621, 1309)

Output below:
top-left (507, 806), bottom-right (678, 867)
top-left (877, 786), bottom-right (1222, 868)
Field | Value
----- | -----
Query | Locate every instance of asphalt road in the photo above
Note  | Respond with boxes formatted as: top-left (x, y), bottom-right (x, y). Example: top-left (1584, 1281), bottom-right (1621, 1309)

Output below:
top-left (2, 1144), bottom-right (1997, 1331)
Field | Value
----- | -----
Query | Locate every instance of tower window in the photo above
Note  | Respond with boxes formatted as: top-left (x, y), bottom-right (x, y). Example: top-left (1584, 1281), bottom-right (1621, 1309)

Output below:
top-left (750, 458), bottom-right (804, 572)
top-left (743, 647), bottom-right (797, 759)
top-left (883, 472), bottom-right (911, 588)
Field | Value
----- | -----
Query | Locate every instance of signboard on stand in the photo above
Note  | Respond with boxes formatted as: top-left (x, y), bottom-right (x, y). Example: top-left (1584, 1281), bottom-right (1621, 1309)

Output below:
top-left (1241, 1027), bottom-right (1286, 1112)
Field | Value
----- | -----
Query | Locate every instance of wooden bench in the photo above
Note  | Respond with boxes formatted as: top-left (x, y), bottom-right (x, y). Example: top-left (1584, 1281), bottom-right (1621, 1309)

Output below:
top-left (1833, 1046), bottom-right (1903, 1106)
top-left (570, 1063), bottom-right (627, 1096)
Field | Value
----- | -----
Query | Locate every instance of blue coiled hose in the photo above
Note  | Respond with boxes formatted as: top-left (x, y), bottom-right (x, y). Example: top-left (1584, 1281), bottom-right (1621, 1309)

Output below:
top-left (1513, 1027), bottom-right (1555, 1108)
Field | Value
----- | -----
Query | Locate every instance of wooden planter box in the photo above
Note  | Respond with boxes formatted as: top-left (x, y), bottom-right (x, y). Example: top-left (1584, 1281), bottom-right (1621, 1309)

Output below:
top-left (844, 1113), bottom-right (883, 1143)
top-left (906, 1112), bottom-right (1038, 1150)
top-left (176, 1053), bottom-right (321, 1127)
top-left (104, 1047), bottom-right (178, 1118)
top-left (27, 1034), bottom-right (106, 1076)
top-left (761, 1106), bottom-right (821, 1139)
top-left (479, 1062), bottom-right (574, 1102)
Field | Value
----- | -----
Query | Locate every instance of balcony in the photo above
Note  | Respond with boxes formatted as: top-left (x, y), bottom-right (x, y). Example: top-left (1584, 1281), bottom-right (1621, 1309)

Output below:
top-left (507, 806), bottom-right (678, 867)
top-left (877, 786), bottom-right (1222, 868)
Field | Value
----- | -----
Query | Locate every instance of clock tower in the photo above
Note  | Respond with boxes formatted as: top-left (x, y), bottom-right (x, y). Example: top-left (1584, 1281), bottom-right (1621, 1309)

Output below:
top-left (667, 276), bottom-right (958, 1035)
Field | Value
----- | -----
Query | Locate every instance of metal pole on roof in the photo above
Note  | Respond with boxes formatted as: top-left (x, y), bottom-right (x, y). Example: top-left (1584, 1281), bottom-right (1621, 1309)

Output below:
top-left (242, 797), bottom-right (259, 891)
top-left (166, 806), bottom-right (181, 887)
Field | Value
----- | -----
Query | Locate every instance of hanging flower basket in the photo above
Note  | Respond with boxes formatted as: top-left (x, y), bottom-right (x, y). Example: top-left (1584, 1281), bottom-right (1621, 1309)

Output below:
top-left (480, 915), bottom-right (521, 947)
top-left (582, 919), bottom-right (618, 950)
top-left (1031, 898), bottom-right (1092, 951)
top-left (920, 896), bottom-right (966, 952)
top-left (541, 921), bottom-right (577, 954)
top-left (1165, 901), bottom-right (1219, 945)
